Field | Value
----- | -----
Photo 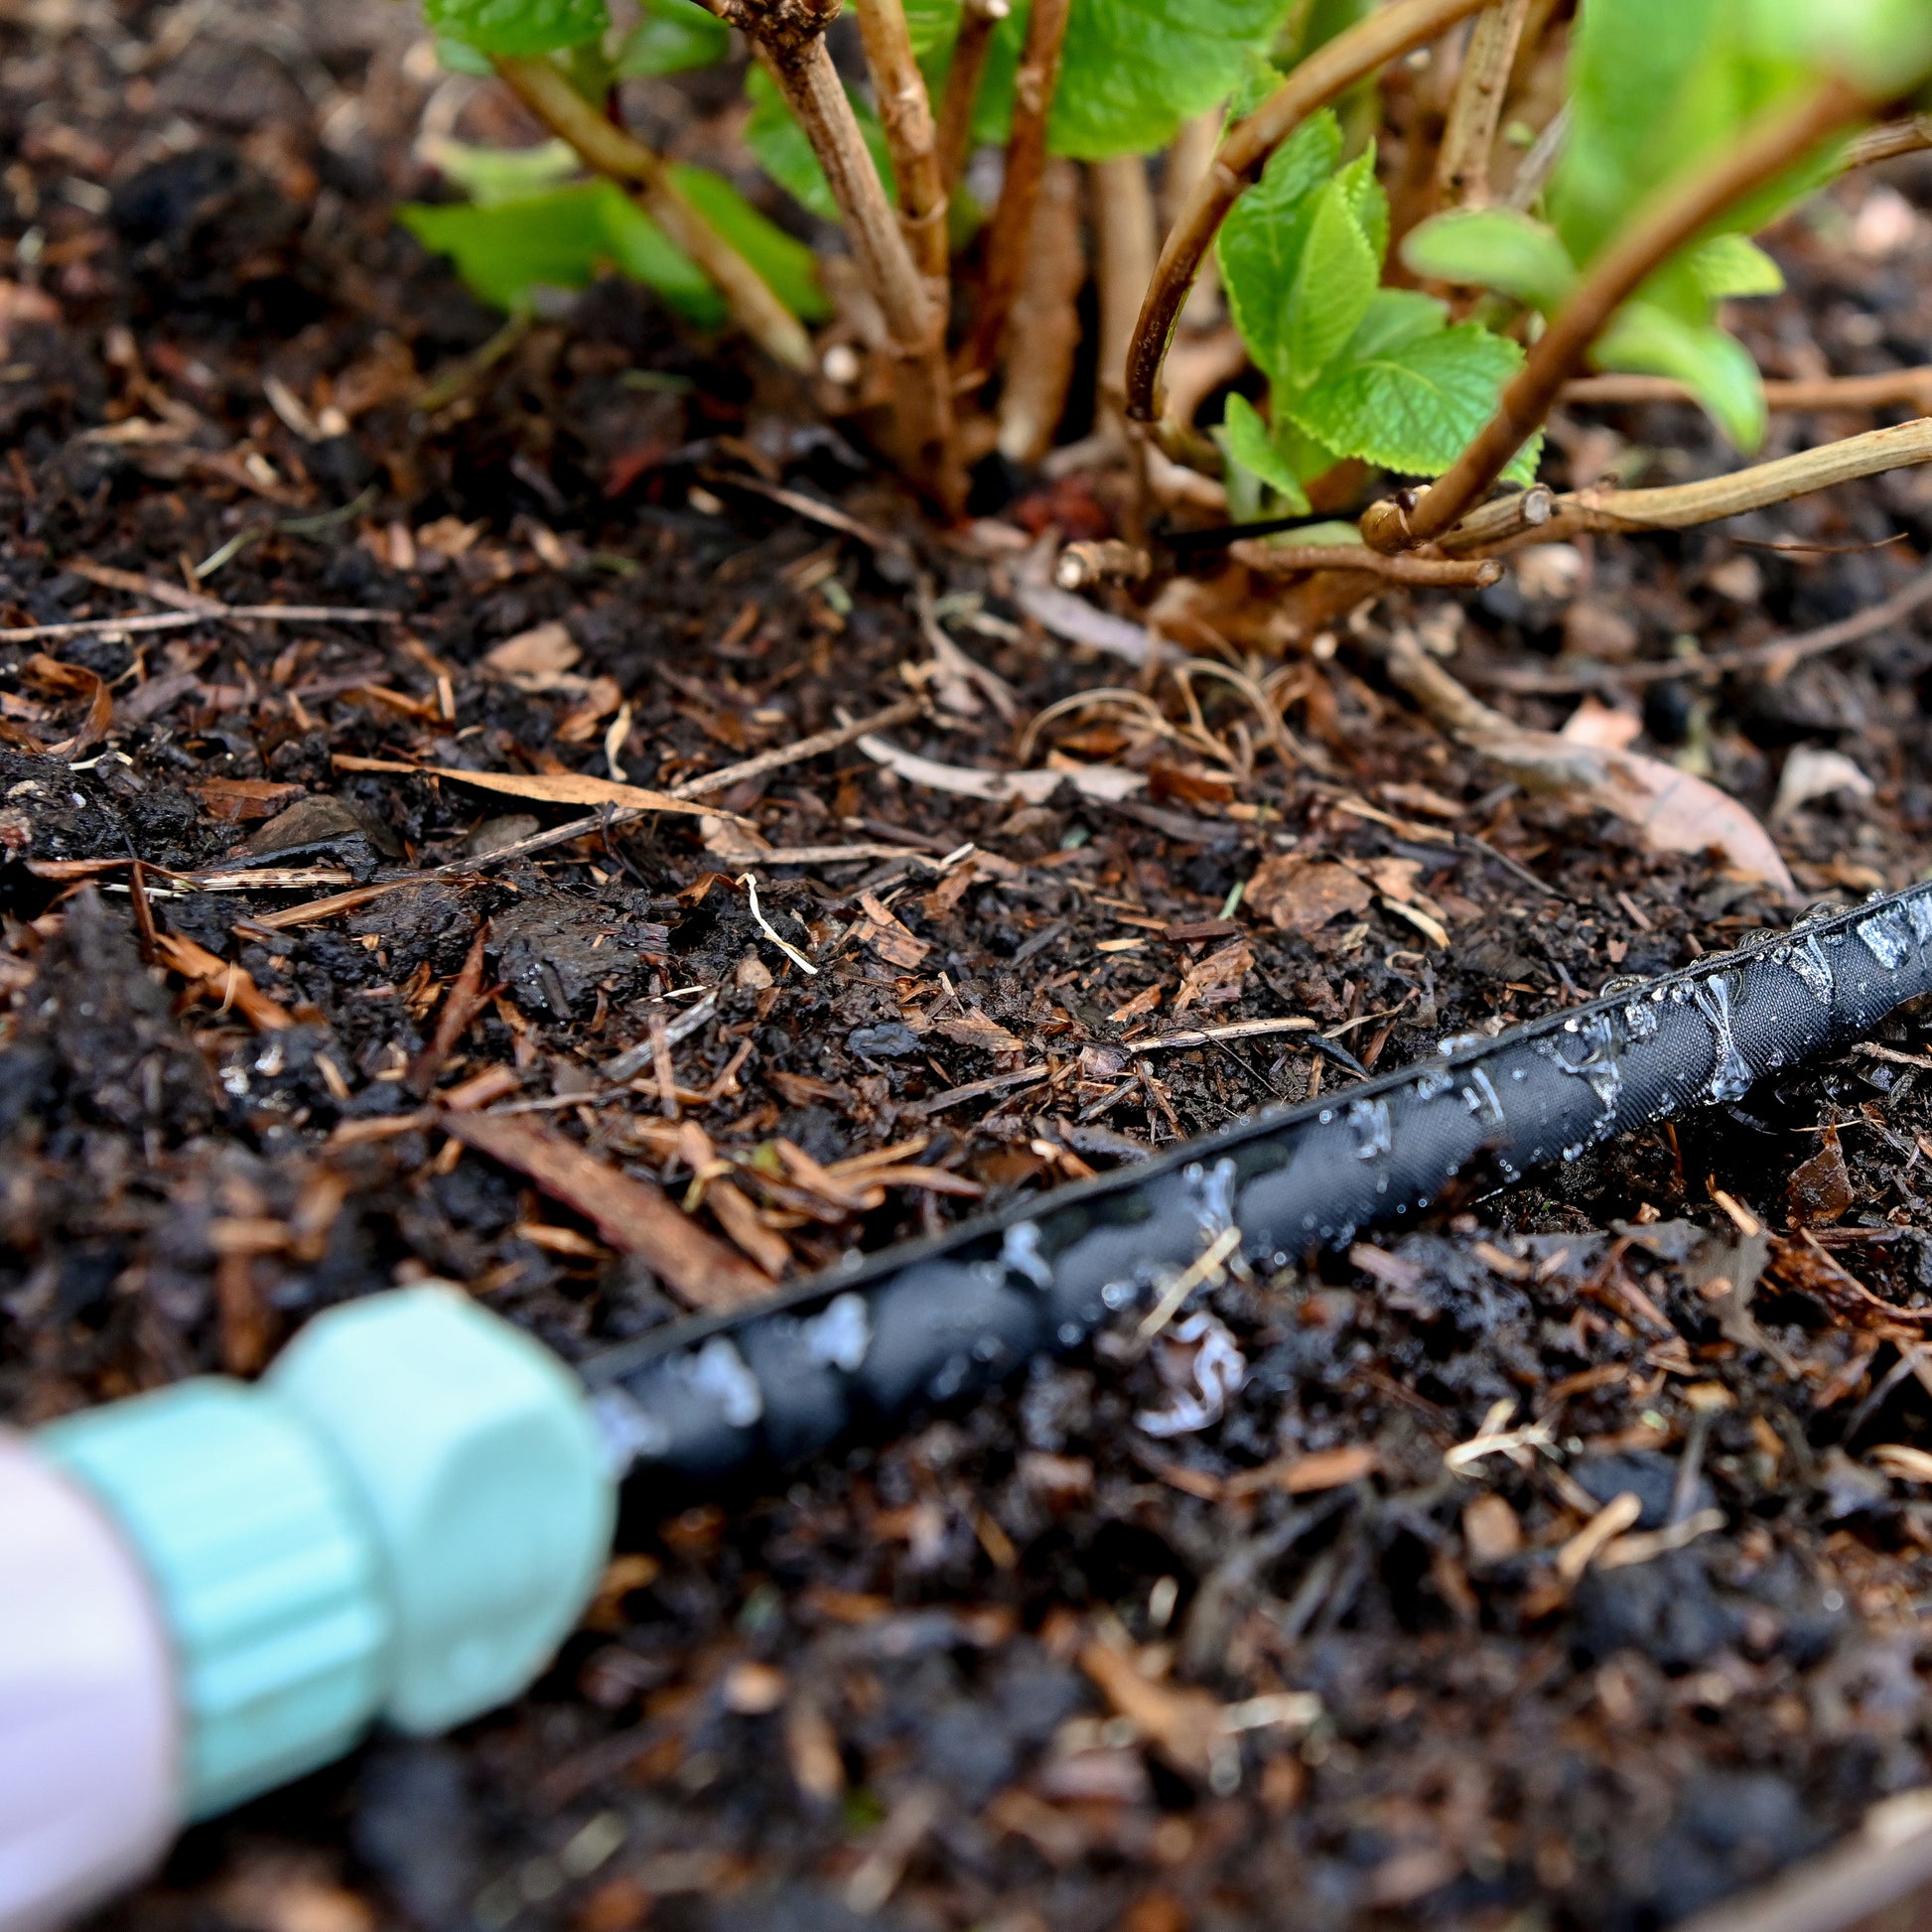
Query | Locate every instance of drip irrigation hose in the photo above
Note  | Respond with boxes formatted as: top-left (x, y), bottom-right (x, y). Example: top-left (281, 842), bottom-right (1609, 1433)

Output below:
top-left (12, 881), bottom-right (1932, 1929)
top-left (583, 883), bottom-right (1932, 1490)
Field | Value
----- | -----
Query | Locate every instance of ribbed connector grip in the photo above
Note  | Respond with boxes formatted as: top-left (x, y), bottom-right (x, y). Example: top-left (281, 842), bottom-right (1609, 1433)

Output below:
top-left (38, 1382), bottom-right (388, 1819)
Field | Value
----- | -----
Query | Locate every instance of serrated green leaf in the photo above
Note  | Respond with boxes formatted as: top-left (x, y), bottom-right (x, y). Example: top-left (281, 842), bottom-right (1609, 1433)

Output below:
top-left (1342, 288), bottom-right (1447, 359)
top-left (745, 66), bottom-right (896, 224)
top-left (1217, 111), bottom-right (1343, 384)
top-left (401, 181), bottom-right (720, 322)
top-left (1280, 177), bottom-right (1379, 385)
top-left (1333, 143), bottom-right (1387, 268)
top-left (1400, 207), bottom-right (1577, 313)
top-left (1218, 393), bottom-right (1311, 510)
top-left (1286, 322), bottom-right (1529, 479)
top-left (423, 138), bottom-right (580, 207)
top-left (423, 0), bottom-right (609, 56)
top-left (667, 164), bottom-right (831, 322)
top-left (1592, 299), bottom-right (1766, 450)
top-left (1047, 0), bottom-right (1298, 161)
top-left (616, 0), bottom-right (729, 75)
top-left (1690, 230), bottom-right (1784, 298)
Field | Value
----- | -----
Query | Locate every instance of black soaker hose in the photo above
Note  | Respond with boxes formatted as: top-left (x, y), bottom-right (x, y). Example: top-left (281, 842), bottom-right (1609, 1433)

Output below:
top-left (582, 884), bottom-right (1932, 1492)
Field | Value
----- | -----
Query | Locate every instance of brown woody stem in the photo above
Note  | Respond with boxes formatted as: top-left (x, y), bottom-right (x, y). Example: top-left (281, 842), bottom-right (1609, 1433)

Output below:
top-left (1561, 368), bottom-right (1932, 414)
top-left (854, 0), bottom-right (949, 283)
top-left (492, 55), bottom-right (812, 371)
top-left (935, 0), bottom-right (1009, 191)
top-left (1847, 113), bottom-right (1932, 170)
top-left (1124, 0), bottom-right (1494, 422)
top-left (703, 0), bottom-right (962, 509)
top-left (1438, 415), bottom-right (1932, 554)
top-left (1230, 540), bottom-right (1502, 587)
top-left (957, 0), bottom-right (1071, 380)
top-left (1378, 76), bottom-right (1871, 551)
top-left (1433, 0), bottom-right (1534, 207)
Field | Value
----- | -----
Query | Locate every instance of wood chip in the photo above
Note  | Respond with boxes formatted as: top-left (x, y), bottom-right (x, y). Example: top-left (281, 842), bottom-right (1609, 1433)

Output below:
top-left (438, 1110), bottom-right (771, 1309)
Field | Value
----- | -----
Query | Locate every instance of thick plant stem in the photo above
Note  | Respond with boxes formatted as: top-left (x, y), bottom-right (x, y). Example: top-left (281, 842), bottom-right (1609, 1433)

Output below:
top-left (957, 0), bottom-right (1071, 380)
top-left (1125, 0), bottom-right (1494, 422)
top-left (996, 158), bottom-right (1084, 464)
top-left (1090, 155), bottom-right (1157, 424)
top-left (1433, 0), bottom-right (1534, 207)
top-left (854, 0), bottom-right (949, 284)
top-left (935, 0), bottom-right (1008, 190)
top-left (1373, 77), bottom-right (1871, 552)
top-left (705, 0), bottom-right (962, 509)
top-left (492, 55), bottom-right (812, 372)
top-left (1438, 416), bottom-right (1932, 555)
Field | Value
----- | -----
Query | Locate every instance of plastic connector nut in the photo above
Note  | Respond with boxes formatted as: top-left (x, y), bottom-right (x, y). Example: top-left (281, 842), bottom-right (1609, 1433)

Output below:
top-left (269, 1287), bottom-right (617, 1734)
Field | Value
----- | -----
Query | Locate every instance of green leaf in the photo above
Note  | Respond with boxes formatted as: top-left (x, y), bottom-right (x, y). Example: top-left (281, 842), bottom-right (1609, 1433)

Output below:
top-left (422, 137), bottom-right (580, 207)
top-left (423, 0), bottom-right (609, 56)
top-left (616, 0), bottom-right (729, 75)
top-left (401, 181), bottom-right (721, 323)
top-left (1217, 110), bottom-right (1343, 384)
top-left (1400, 207), bottom-right (1577, 313)
top-left (1342, 288), bottom-right (1447, 359)
top-left (1286, 322), bottom-right (1530, 479)
top-left (1690, 230), bottom-right (1784, 298)
top-left (1217, 393), bottom-right (1311, 510)
top-left (667, 164), bottom-right (831, 322)
top-left (1592, 300), bottom-right (1766, 450)
top-left (1228, 47), bottom-right (1282, 120)
top-left (1333, 143), bottom-right (1387, 269)
top-left (433, 35), bottom-right (496, 73)
top-left (1048, 0), bottom-right (1298, 161)
top-left (1550, 0), bottom-right (1811, 266)
top-left (745, 67), bottom-right (896, 223)
top-left (1280, 175), bottom-right (1379, 385)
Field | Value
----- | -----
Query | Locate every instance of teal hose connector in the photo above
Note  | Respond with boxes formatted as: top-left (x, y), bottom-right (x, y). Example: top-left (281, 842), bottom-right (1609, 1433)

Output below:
top-left (11, 1287), bottom-right (617, 1925)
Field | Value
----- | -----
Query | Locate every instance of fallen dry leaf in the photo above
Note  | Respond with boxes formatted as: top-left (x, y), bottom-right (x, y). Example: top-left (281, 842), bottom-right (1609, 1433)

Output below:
top-left (439, 1109), bottom-right (772, 1308)
top-left (1559, 694), bottom-right (1643, 752)
top-left (1245, 855), bottom-right (1373, 934)
top-left (1773, 745), bottom-right (1874, 822)
top-left (931, 1008), bottom-right (1023, 1053)
top-left (858, 733), bottom-right (1145, 805)
top-left (852, 891), bottom-right (931, 968)
top-left (190, 777), bottom-right (308, 822)
top-left (1173, 939), bottom-right (1253, 1014)
top-left (483, 620), bottom-right (580, 677)
top-left (335, 756), bottom-right (728, 822)
top-left (1386, 629), bottom-right (1795, 895)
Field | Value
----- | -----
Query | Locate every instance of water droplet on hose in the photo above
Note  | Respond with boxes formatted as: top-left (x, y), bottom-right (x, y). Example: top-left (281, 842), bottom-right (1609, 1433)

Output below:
top-left (1783, 933), bottom-right (1835, 1005)
top-left (1599, 974), bottom-right (1645, 999)
top-left (691, 1337), bottom-right (764, 1429)
top-left (1623, 1000), bottom-right (1660, 1041)
top-left (1001, 1220), bottom-right (1053, 1291)
top-left (1799, 898), bottom-right (1851, 927)
top-left (1857, 910), bottom-right (1911, 971)
top-left (1460, 1066), bottom-right (1506, 1128)
top-left (1348, 1096), bottom-right (1392, 1161)
top-left (1691, 971), bottom-right (1753, 1103)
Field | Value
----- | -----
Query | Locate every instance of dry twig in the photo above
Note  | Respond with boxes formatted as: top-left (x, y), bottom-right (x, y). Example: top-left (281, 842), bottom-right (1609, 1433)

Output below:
top-left (1231, 540), bottom-right (1502, 587)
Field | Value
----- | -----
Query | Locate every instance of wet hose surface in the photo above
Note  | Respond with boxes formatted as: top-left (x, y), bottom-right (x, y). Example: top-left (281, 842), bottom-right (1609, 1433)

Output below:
top-left (582, 884), bottom-right (1932, 1495)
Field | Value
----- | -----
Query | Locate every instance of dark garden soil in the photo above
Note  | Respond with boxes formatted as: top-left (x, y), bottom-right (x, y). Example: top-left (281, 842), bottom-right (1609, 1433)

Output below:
top-left (13, 6), bottom-right (1932, 1931)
